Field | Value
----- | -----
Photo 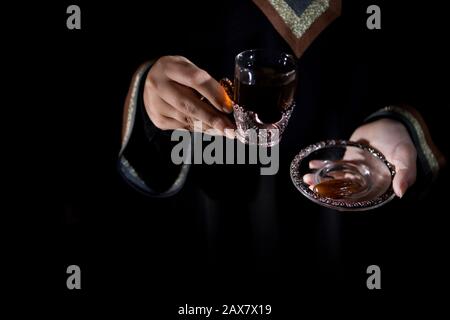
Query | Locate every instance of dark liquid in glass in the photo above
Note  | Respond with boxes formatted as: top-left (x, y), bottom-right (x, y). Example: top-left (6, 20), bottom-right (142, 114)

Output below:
top-left (234, 66), bottom-right (296, 124)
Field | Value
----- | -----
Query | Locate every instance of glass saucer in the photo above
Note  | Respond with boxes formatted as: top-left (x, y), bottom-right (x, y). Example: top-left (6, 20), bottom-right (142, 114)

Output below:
top-left (290, 140), bottom-right (396, 211)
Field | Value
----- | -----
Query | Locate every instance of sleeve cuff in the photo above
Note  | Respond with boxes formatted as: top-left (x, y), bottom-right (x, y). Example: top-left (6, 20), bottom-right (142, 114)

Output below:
top-left (120, 61), bottom-right (155, 155)
top-left (365, 105), bottom-right (446, 194)
top-left (118, 61), bottom-right (191, 197)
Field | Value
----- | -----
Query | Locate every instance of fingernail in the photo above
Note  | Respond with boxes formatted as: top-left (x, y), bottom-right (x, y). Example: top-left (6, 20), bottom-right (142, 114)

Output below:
top-left (222, 94), bottom-right (234, 113)
top-left (397, 182), bottom-right (408, 198)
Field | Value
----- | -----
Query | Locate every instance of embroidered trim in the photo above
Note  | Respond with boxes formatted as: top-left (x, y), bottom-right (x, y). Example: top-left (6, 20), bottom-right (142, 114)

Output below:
top-left (120, 62), bottom-right (153, 154)
top-left (382, 105), bottom-right (444, 181)
top-left (269, 0), bottom-right (329, 38)
top-left (118, 61), bottom-right (191, 197)
top-left (252, 0), bottom-right (341, 57)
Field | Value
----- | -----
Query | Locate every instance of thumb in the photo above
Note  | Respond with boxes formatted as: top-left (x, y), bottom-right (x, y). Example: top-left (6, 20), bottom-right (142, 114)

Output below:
top-left (391, 142), bottom-right (417, 198)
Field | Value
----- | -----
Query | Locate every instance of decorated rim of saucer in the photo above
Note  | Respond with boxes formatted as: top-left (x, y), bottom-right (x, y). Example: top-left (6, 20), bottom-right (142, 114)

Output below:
top-left (290, 140), bottom-right (396, 211)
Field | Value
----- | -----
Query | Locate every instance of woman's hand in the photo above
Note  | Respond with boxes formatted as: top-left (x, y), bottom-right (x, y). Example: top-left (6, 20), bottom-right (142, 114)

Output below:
top-left (143, 55), bottom-right (235, 138)
top-left (349, 118), bottom-right (417, 197)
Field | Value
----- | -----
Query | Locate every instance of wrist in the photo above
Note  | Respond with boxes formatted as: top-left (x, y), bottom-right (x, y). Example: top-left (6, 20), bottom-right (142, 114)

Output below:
top-left (365, 105), bottom-right (445, 196)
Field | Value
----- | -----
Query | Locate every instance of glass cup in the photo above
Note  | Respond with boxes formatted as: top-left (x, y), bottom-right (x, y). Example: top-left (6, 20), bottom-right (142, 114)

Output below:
top-left (290, 140), bottom-right (396, 211)
top-left (230, 49), bottom-right (297, 147)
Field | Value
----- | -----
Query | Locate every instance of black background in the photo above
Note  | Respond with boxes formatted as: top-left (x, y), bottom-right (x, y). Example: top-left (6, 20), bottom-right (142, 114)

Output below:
top-left (8, 0), bottom-right (449, 315)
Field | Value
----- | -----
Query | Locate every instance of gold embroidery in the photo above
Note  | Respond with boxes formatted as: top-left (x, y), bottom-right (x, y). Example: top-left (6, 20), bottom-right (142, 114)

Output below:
top-left (120, 62), bottom-right (153, 154)
top-left (384, 105), bottom-right (441, 181)
top-left (120, 157), bottom-right (140, 179)
top-left (268, 0), bottom-right (329, 38)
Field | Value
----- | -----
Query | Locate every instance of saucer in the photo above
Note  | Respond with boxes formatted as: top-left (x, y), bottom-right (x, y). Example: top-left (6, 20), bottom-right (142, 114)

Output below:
top-left (290, 140), bottom-right (396, 211)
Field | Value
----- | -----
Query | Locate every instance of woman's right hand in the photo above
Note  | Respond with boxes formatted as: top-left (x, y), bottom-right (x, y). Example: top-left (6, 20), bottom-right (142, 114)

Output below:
top-left (143, 55), bottom-right (235, 138)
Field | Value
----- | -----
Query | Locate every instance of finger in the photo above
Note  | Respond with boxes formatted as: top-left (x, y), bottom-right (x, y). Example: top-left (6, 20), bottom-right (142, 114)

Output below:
top-left (203, 127), bottom-right (225, 136)
top-left (309, 160), bottom-right (326, 169)
top-left (391, 142), bottom-right (417, 198)
top-left (148, 96), bottom-right (229, 135)
top-left (180, 118), bottom-right (222, 134)
top-left (153, 96), bottom-right (191, 124)
top-left (159, 80), bottom-right (236, 132)
top-left (303, 173), bottom-right (315, 186)
top-left (150, 114), bottom-right (188, 131)
top-left (343, 147), bottom-right (366, 162)
top-left (157, 109), bottom-right (218, 134)
top-left (165, 59), bottom-right (233, 113)
top-left (224, 128), bottom-right (236, 140)
top-left (197, 123), bottom-right (235, 139)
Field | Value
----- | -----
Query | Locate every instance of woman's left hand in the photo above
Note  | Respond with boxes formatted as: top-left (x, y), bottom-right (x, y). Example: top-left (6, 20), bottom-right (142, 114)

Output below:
top-left (350, 118), bottom-right (417, 198)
